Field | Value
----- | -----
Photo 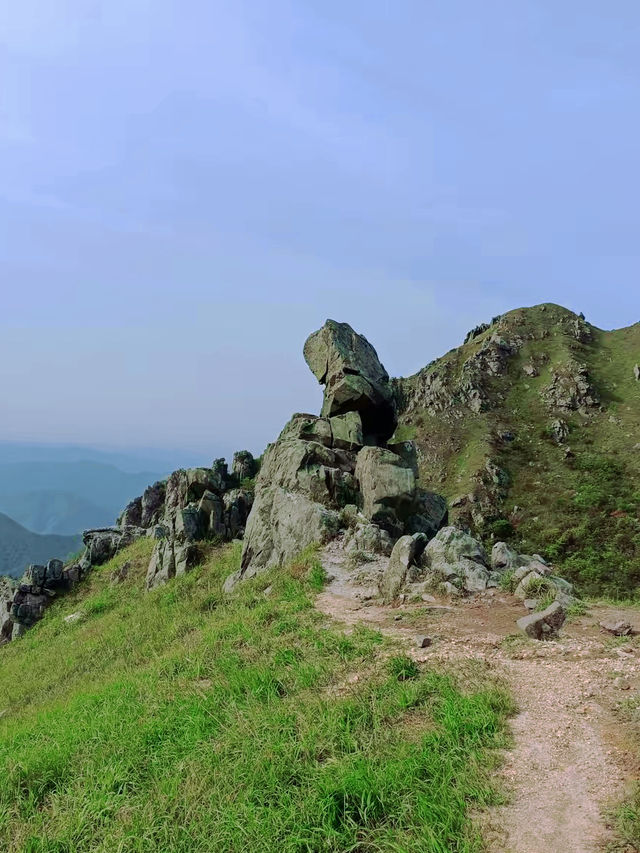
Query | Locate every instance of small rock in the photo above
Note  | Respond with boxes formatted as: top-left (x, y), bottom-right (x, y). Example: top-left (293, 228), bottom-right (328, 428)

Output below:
top-left (524, 599), bottom-right (539, 611)
top-left (421, 593), bottom-right (436, 603)
top-left (63, 612), bottom-right (84, 625)
top-left (613, 677), bottom-right (631, 690)
top-left (599, 620), bottom-right (633, 637)
top-left (416, 636), bottom-right (432, 648)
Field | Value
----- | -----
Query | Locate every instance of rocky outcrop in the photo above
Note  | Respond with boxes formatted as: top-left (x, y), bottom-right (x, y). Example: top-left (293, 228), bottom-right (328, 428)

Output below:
top-left (82, 525), bottom-right (146, 568)
top-left (9, 558), bottom-right (89, 637)
top-left (303, 319), bottom-right (397, 443)
top-left (230, 321), bottom-right (447, 590)
top-left (145, 466), bottom-right (254, 590)
top-left (543, 362), bottom-right (598, 412)
top-left (380, 528), bottom-right (575, 615)
top-left (232, 450), bottom-right (258, 482)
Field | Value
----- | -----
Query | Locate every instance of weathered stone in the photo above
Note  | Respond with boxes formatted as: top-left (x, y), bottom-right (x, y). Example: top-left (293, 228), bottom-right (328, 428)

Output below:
top-left (10, 585), bottom-right (49, 629)
top-left (279, 413), bottom-right (333, 447)
top-left (140, 481), bottom-right (167, 528)
top-left (514, 570), bottom-right (546, 600)
top-left (232, 450), bottom-right (258, 482)
top-left (404, 490), bottom-right (448, 539)
top-left (422, 526), bottom-right (490, 594)
top-left (83, 526), bottom-right (145, 567)
top-left (599, 619), bottom-right (633, 636)
top-left (416, 635), bottom-right (432, 648)
top-left (517, 601), bottom-right (566, 640)
top-left (118, 496), bottom-right (142, 528)
top-left (379, 533), bottom-right (427, 603)
top-left (344, 519), bottom-right (393, 556)
top-left (164, 468), bottom-right (226, 518)
top-left (330, 411), bottom-right (364, 451)
top-left (491, 541), bottom-right (519, 572)
top-left (303, 320), bottom-right (396, 442)
top-left (239, 486), bottom-right (340, 581)
top-left (355, 446), bottom-right (416, 532)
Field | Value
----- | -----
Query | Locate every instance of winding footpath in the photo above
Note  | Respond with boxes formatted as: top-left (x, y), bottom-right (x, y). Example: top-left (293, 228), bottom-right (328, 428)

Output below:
top-left (317, 542), bottom-right (640, 853)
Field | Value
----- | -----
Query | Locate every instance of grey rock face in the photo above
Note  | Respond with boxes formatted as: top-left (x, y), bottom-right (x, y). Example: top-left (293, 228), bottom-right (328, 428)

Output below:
top-left (543, 362), bottom-right (598, 411)
top-left (379, 533), bottom-right (427, 604)
top-left (238, 487), bottom-right (340, 581)
top-left (232, 450), bottom-right (258, 482)
top-left (303, 319), bottom-right (396, 443)
top-left (344, 517), bottom-right (393, 557)
top-left (517, 601), bottom-right (566, 640)
top-left (491, 541), bottom-right (519, 572)
top-left (355, 446), bottom-right (416, 534)
top-left (83, 526), bottom-right (145, 567)
top-left (140, 481), bottom-right (167, 528)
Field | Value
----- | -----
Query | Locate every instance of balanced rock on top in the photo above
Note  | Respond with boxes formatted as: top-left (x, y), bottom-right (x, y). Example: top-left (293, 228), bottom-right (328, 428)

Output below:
top-left (303, 319), bottom-right (397, 443)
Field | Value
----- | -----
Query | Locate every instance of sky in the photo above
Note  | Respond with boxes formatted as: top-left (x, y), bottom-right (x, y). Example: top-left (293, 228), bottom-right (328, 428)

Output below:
top-left (1, 0), bottom-right (639, 462)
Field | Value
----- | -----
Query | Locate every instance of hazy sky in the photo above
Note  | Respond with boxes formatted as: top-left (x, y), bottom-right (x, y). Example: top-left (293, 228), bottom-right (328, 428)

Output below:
top-left (1, 1), bottom-right (639, 461)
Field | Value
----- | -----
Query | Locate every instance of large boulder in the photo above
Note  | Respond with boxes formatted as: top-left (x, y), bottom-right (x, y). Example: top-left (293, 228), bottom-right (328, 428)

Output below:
top-left (146, 536), bottom-right (201, 590)
top-left (355, 446), bottom-right (416, 534)
top-left (234, 487), bottom-right (340, 585)
top-left (83, 525), bottom-right (145, 567)
top-left (232, 450), bottom-right (258, 482)
top-left (259, 429), bottom-right (358, 508)
top-left (422, 526), bottom-right (491, 593)
top-left (379, 533), bottom-right (427, 603)
top-left (303, 320), bottom-right (397, 443)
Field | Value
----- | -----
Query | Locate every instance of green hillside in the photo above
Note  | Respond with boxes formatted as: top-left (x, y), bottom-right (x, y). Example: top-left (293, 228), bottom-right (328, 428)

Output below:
top-left (0, 538), bottom-right (512, 852)
top-left (396, 303), bottom-right (640, 597)
top-left (0, 513), bottom-right (81, 579)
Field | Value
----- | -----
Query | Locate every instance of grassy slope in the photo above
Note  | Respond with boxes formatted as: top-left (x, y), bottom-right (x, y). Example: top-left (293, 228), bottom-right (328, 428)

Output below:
top-left (0, 539), bottom-right (513, 853)
top-left (398, 303), bottom-right (640, 598)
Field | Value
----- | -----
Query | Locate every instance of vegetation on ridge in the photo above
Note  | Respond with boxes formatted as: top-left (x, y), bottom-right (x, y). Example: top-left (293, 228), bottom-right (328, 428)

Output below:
top-left (397, 303), bottom-right (640, 598)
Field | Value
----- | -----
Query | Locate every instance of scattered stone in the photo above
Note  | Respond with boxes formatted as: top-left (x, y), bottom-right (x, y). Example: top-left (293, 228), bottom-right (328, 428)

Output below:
top-left (517, 601), bottom-right (566, 640)
top-left (599, 619), bottom-right (633, 637)
top-left (524, 599), bottom-right (539, 610)
top-left (63, 612), bottom-right (84, 624)
top-left (613, 677), bottom-right (631, 690)
top-left (416, 636), bottom-right (432, 648)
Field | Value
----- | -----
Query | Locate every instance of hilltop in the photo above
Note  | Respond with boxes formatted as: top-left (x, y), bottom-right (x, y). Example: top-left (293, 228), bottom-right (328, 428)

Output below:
top-left (396, 303), bottom-right (640, 596)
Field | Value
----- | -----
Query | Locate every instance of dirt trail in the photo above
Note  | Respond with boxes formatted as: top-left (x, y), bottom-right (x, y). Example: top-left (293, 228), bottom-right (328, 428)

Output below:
top-left (317, 541), bottom-right (640, 853)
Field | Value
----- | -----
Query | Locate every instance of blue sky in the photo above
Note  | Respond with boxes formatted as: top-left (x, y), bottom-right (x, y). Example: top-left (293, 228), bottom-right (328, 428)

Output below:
top-left (1, 1), bottom-right (639, 460)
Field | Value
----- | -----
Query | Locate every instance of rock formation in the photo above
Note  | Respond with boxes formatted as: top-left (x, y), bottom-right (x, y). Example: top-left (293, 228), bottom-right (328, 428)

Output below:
top-left (227, 320), bottom-right (447, 590)
top-left (378, 529), bottom-right (575, 627)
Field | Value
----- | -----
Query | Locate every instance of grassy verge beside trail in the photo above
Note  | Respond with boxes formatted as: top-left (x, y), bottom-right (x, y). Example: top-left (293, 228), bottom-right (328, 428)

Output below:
top-left (0, 540), bottom-right (514, 853)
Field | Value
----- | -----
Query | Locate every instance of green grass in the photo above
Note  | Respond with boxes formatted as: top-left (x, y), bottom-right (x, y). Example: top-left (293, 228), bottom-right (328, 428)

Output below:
top-left (398, 303), bottom-right (640, 598)
top-left (0, 540), bottom-right (514, 852)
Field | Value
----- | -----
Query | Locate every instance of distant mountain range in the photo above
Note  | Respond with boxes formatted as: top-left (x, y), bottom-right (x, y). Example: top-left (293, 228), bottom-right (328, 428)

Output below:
top-left (0, 443), bottom-right (191, 574)
top-left (0, 513), bottom-right (81, 579)
top-left (0, 460), bottom-right (165, 535)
